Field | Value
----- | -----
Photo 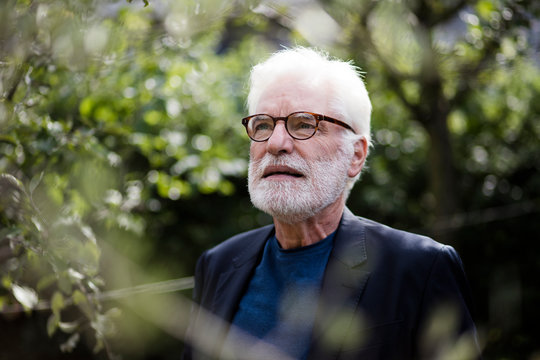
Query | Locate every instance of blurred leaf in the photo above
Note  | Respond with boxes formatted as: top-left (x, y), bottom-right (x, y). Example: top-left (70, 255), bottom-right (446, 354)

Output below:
top-left (47, 313), bottom-right (59, 337)
top-left (29, 171), bottom-right (44, 194)
top-left (2, 275), bottom-right (13, 289)
top-left (93, 336), bottom-right (104, 354)
top-left (72, 289), bottom-right (93, 318)
top-left (72, 289), bottom-right (87, 305)
top-left (58, 321), bottom-right (80, 333)
top-left (476, 0), bottom-right (495, 20)
top-left (60, 333), bottom-right (80, 353)
top-left (51, 291), bottom-right (64, 316)
top-left (1, 0), bottom-right (539, 358)
top-left (58, 273), bottom-right (73, 295)
top-left (36, 273), bottom-right (57, 292)
top-left (12, 284), bottom-right (38, 310)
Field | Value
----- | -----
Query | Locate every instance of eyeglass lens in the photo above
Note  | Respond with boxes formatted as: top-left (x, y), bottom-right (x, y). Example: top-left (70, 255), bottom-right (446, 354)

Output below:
top-left (248, 113), bottom-right (317, 141)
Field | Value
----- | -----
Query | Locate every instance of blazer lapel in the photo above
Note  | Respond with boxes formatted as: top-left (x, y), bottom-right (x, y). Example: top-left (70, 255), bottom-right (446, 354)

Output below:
top-left (212, 225), bottom-right (274, 323)
top-left (196, 226), bottom-right (273, 359)
top-left (308, 208), bottom-right (371, 360)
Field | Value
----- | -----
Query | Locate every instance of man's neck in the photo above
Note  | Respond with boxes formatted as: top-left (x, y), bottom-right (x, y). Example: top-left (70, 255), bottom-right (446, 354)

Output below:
top-left (272, 199), bottom-right (345, 250)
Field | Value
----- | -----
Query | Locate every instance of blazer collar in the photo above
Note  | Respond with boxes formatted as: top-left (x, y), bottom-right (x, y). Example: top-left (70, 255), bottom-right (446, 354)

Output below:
top-left (232, 225), bottom-right (274, 268)
top-left (319, 206), bottom-right (370, 300)
top-left (203, 225), bottom-right (274, 358)
top-left (212, 225), bottom-right (274, 322)
top-left (332, 207), bottom-right (368, 268)
top-left (308, 207), bottom-right (371, 359)
top-left (231, 207), bottom-right (367, 268)
top-left (209, 209), bottom-right (371, 359)
top-left (212, 208), bottom-right (370, 317)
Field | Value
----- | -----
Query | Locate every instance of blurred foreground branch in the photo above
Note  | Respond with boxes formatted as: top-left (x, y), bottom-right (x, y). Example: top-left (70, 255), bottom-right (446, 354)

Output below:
top-left (0, 276), bottom-right (194, 315)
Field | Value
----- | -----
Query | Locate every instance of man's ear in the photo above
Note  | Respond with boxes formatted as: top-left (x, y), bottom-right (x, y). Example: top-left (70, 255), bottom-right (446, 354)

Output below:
top-left (348, 137), bottom-right (368, 178)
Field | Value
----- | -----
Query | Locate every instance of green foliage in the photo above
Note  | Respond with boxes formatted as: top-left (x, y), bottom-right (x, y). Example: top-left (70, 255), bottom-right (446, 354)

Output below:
top-left (1, 0), bottom-right (539, 359)
top-left (0, 172), bottom-right (112, 354)
top-left (0, 0), bottom-right (265, 357)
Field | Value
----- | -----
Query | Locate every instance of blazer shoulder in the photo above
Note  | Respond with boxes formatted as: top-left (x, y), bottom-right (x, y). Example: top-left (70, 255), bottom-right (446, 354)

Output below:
top-left (363, 216), bottom-right (439, 244)
top-left (349, 214), bottom-right (469, 298)
top-left (352, 215), bottom-right (451, 262)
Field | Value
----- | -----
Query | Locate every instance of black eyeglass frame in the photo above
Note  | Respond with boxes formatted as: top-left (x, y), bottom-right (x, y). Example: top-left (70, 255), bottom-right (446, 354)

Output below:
top-left (241, 111), bottom-right (355, 142)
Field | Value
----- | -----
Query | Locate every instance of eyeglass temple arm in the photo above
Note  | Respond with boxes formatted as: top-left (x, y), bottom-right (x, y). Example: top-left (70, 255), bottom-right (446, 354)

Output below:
top-left (319, 115), bottom-right (356, 133)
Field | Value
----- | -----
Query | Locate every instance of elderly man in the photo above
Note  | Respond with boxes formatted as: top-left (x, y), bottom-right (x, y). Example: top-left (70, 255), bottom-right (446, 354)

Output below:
top-left (183, 48), bottom-right (479, 360)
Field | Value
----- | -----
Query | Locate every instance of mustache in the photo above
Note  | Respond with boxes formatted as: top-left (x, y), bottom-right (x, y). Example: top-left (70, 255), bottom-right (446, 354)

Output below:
top-left (250, 153), bottom-right (311, 177)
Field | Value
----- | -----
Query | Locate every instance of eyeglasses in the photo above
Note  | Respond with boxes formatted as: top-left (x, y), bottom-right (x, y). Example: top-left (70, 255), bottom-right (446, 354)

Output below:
top-left (241, 111), bottom-right (355, 142)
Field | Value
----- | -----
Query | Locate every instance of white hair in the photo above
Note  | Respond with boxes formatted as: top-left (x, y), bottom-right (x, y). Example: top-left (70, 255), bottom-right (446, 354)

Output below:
top-left (247, 47), bottom-right (372, 147)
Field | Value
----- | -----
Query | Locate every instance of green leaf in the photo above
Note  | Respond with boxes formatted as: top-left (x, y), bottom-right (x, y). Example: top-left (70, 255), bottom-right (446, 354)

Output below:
top-left (36, 274), bottom-right (57, 292)
top-left (95, 106), bottom-right (117, 123)
top-left (47, 313), bottom-right (59, 337)
top-left (93, 336), bottom-right (104, 354)
top-left (143, 110), bottom-right (162, 126)
top-left (72, 290), bottom-right (93, 318)
top-left (1, 275), bottom-right (12, 289)
top-left (58, 274), bottom-right (73, 294)
top-left (80, 241), bottom-right (101, 275)
top-left (72, 290), bottom-right (87, 305)
top-left (105, 307), bottom-right (122, 319)
top-left (51, 291), bottom-right (64, 316)
top-left (79, 97), bottom-right (94, 117)
top-left (476, 0), bottom-right (494, 20)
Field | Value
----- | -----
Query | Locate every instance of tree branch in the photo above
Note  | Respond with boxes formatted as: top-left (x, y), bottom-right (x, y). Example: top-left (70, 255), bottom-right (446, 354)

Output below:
top-left (449, 0), bottom-right (524, 108)
top-left (410, 0), bottom-right (471, 28)
top-left (4, 64), bottom-right (24, 102)
top-left (427, 0), bottom-right (469, 27)
top-left (346, 3), bottom-right (424, 119)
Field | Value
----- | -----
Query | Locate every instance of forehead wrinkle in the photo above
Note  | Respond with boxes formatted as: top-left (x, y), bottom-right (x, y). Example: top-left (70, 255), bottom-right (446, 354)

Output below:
top-left (256, 89), bottom-right (304, 116)
top-left (259, 96), bottom-right (294, 117)
top-left (255, 81), bottom-right (333, 118)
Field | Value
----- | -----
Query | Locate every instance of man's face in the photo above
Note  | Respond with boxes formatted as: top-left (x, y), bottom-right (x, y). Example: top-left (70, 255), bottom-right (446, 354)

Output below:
top-left (247, 81), bottom-right (355, 223)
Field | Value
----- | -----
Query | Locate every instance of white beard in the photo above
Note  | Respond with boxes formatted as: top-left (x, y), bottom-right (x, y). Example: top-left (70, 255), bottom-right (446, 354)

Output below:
top-left (248, 147), bottom-right (353, 224)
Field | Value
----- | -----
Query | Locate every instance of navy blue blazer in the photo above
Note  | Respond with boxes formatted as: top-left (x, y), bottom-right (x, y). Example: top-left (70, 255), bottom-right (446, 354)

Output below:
top-left (183, 208), bottom-right (479, 360)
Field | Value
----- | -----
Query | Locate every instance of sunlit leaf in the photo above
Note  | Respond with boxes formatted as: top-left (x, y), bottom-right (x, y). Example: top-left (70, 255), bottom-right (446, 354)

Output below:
top-left (51, 291), bottom-right (64, 316)
top-left (59, 321), bottom-right (80, 333)
top-left (12, 284), bottom-right (38, 310)
top-left (476, 0), bottom-right (495, 20)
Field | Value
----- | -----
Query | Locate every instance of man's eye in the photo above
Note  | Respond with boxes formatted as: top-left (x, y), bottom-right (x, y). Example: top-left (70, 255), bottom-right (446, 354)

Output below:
top-left (290, 120), bottom-right (315, 131)
top-left (298, 122), bottom-right (315, 129)
top-left (254, 122), bottom-right (272, 131)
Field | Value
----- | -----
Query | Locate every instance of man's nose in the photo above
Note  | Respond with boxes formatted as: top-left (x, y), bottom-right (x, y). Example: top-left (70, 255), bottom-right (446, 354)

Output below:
top-left (266, 121), bottom-right (294, 155)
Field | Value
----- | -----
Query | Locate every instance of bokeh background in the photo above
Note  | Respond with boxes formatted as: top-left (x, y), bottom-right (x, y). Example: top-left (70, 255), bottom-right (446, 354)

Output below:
top-left (1, 0), bottom-right (539, 359)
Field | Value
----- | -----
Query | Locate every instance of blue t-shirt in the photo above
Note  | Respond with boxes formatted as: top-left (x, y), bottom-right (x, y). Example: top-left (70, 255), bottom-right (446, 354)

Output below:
top-left (223, 232), bottom-right (335, 359)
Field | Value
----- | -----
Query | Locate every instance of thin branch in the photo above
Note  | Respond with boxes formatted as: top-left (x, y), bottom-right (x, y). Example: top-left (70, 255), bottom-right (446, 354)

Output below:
top-left (384, 70), bottom-right (426, 123)
top-left (0, 276), bottom-right (195, 315)
top-left (419, 199), bottom-right (539, 234)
